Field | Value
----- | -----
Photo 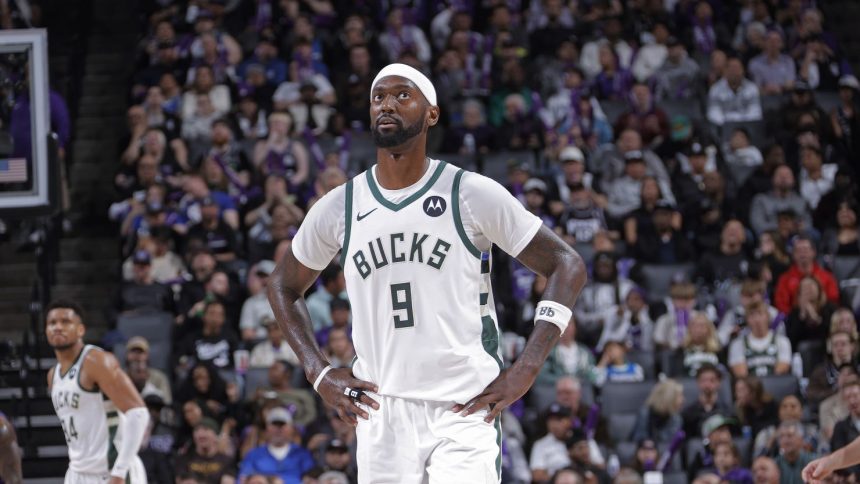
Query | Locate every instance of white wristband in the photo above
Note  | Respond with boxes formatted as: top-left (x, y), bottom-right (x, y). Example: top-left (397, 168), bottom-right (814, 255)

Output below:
top-left (535, 300), bottom-right (572, 334)
top-left (313, 365), bottom-right (334, 392)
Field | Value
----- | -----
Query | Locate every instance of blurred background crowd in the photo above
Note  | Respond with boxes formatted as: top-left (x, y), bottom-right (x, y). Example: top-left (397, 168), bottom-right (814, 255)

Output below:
top-left (101, 0), bottom-right (860, 483)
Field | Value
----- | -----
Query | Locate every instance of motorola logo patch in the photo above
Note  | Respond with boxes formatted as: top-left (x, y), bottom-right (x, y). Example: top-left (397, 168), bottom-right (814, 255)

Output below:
top-left (423, 196), bottom-right (447, 217)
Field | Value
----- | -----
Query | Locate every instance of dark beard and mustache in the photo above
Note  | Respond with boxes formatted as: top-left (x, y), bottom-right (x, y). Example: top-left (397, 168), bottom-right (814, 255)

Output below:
top-left (372, 112), bottom-right (426, 148)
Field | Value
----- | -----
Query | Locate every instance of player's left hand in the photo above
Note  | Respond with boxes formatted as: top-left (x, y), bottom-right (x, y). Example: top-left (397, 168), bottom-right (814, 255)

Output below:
top-left (452, 364), bottom-right (537, 423)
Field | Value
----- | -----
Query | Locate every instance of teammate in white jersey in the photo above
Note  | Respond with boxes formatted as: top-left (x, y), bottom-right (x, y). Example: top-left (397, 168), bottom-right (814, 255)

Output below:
top-left (268, 63), bottom-right (587, 483)
top-left (46, 300), bottom-right (150, 484)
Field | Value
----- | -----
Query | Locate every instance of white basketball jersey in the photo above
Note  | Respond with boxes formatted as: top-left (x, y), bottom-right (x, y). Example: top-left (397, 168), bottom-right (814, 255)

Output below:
top-left (342, 160), bottom-right (503, 403)
top-left (51, 345), bottom-right (123, 475)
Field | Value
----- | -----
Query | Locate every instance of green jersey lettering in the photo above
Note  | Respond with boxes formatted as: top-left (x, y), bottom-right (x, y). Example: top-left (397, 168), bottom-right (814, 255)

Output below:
top-left (428, 239), bottom-right (451, 269)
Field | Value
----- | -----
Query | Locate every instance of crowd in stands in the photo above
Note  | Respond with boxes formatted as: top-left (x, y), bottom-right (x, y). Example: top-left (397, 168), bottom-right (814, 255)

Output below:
top-left (106, 0), bottom-right (860, 483)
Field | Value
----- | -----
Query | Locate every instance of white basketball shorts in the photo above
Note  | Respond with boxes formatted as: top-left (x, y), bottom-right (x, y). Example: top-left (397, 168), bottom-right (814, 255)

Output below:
top-left (356, 392), bottom-right (502, 484)
top-left (64, 456), bottom-right (147, 484)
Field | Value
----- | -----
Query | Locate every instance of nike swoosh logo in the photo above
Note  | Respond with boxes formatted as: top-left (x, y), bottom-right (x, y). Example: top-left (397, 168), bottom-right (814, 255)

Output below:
top-left (356, 208), bottom-right (377, 221)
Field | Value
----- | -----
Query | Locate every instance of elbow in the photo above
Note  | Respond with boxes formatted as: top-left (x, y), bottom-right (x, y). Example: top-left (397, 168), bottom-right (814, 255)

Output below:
top-left (564, 248), bottom-right (588, 286)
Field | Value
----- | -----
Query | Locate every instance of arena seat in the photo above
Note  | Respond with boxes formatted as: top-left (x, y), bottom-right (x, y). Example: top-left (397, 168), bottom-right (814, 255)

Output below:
top-left (627, 350), bottom-right (656, 381)
top-left (760, 374), bottom-right (800, 402)
top-left (601, 381), bottom-right (655, 414)
top-left (608, 412), bottom-right (638, 445)
top-left (638, 263), bottom-right (696, 304)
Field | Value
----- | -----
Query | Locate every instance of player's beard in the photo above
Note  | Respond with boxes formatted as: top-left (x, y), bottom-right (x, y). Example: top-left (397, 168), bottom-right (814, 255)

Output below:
top-left (49, 340), bottom-right (77, 351)
top-left (372, 111), bottom-right (425, 148)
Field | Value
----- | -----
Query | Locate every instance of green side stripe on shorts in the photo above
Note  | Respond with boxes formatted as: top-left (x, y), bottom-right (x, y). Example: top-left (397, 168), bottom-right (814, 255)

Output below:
top-left (494, 415), bottom-right (502, 481)
top-left (479, 292), bottom-right (488, 306)
top-left (481, 315), bottom-right (503, 369)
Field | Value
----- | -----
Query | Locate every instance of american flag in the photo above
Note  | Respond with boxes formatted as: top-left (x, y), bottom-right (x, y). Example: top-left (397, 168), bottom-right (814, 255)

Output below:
top-left (0, 158), bottom-right (27, 183)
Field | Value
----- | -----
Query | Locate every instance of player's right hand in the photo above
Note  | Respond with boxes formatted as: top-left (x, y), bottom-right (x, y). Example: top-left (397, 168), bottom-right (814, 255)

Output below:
top-left (317, 367), bottom-right (379, 426)
top-left (802, 455), bottom-right (835, 483)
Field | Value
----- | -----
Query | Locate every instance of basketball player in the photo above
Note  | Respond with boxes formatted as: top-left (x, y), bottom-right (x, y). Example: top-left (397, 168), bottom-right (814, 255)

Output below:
top-left (803, 435), bottom-right (860, 483)
top-left (46, 300), bottom-right (149, 483)
top-left (268, 63), bottom-right (587, 483)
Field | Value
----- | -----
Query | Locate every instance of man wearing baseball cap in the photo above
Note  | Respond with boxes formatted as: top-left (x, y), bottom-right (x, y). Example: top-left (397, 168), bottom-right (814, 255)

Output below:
top-left (174, 417), bottom-right (237, 482)
top-left (688, 414), bottom-right (736, 480)
top-left (239, 407), bottom-right (314, 483)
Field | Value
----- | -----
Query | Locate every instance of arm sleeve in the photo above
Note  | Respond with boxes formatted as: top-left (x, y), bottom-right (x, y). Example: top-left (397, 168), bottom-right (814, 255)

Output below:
top-left (110, 407), bottom-right (150, 479)
top-left (459, 172), bottom-right (543, 257)
top-left (291, 185), bottom-right (346, 270)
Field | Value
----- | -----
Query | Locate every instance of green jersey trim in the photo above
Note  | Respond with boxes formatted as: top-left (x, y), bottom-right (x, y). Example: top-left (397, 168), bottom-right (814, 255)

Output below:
top-left (364, 160), bottom-right (447, 212)
top-left (59, 344), bottom-right (87, 379)
top-left (452, 169), bottom-right (482, 259)
top-left (339, 179), bottom-right (354, 268)
top-left (494, 415), bottom-right (502, 480)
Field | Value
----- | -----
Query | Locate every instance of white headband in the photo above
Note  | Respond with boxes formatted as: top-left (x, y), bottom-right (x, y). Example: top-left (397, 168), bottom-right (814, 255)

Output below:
top-left (370, 63), bottom-right (437, 106)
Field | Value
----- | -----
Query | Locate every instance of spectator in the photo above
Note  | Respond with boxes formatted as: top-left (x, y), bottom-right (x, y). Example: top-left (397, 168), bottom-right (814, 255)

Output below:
top-left (237, 37), bottom-right (286, 87)
top-left (623, 177), bottom-right (680, 247)
top-left (597, 286), bottom-right (655, 354)
top-left (116, 249), bottom-right (174, 314)
top-left (752, 456), bottom-right (781, 484)
top-left (287, 81), bottom-right (333, 135)
top-left (614, 83), bottom-right (669, 146)
top-left (314, 298), bottom-right (351, 349)
top-left (724, 127), bottom-right (763, 168)
top-left (249, 317), bottom-right (300, 368)
top-left (252, 112), bottom-right (310, 190)
top-left (378, 7), bottom-right (431, 65)
top-left (440, 98), bottom-right (495, 155)
top-left (831, 379), bottom-right (860, 480)
top-left (173, 417), bottom-right (237, 484)
top-left (125, 336), bottom-right (173, 404)
top-left (749, 166), bottom-right (812, 236)
top-left (831, 75), bottom-right (860, 160)
top-left (808, 329), bottom-right (858, 405)
top-left (305, 264), bottom-right (347, 331)
top-left (654, 282), bottom-right (702, 351)
top-left (594, 340), bottom-right (645, 387)
top-left (495, 92), bottom-right (544, 151)
top-left (523, 178), bottom-right (557, 229)
top-left (238, 407), bottom-right (314, 484)
top-left (239, 260), bottom-right (277, 341)
top-left (254, 360), bottom-right (316, 427)
top-left (630, 379), bottom-right (685, 444)
top-left (753, 395), bottom-right (817, 458)
top-left (324, 327), bottom-right (355, 369)
top-left (139, 393), bottom-right (175, 483)
top-left (785, 276), bottom-right (837, 349)
top-left (689, 414), bottom-right (736, 480)
top-left (773, 236), bottom-right (840, 314)
top-left (819, 200), bottom-right (860, 259)
top-left (631, 22), bottom-right (671, 83)
top-left (729, 301), bottom-right (792, 378)
top-left (186, 195), bottom-right (240, 263)
top-left (553, 376), bottom-right (608, 447)
top-left (631, 438), bottom-right (660, 474)
top-left (592, 44), bottom-right (635, 102)
top-left (682, 364), bottom-right (734, 440)
top-left (681, 312), bottom-right (722, 377)
top-left (596, 129), bottom-right (673, 199)
top-left (580, 18), bottom-right (633, 79)
top-left (320, 438), bottom-right (356, 482)
top-left (654, 37), bottom-right (700, 101)
top-left (774, 421), bottom-right (815, 484)
top-left (696, 219), bottom-right (751, 287)
top-left (178, 173), bottom-right (240, 230)
top-left (530, 403), bottom-right (574, 483)
top-left (555, 183), bottom-right (607, 246)
top-left (631, 200), bottom-right (694, 264)
top-left (707, 56), bottom-right (763, 126)
top-left (717, 279), bottom-right (782, 347)
top-left (798, 146), bottom-right (837, 211)
top-left (204, 118), bottom-right (253, 195)
top-left (748, 30), bottom-right (797, 95)
top-left (821, 369), bottom-right (859, 443)
top-left (686, 1), bottom-right (731, 58)
top-left (176, 300), bottom-right (239, 371)
top-left (712, 441), bottom-right (754, 484)
top-left (122, 226), bottom-right (185, 283)
top-left (734, 375), bottom-right (780, 440)
top-left (606, 151), bottom-right (650, 220)
top-left (538, 319), bottom-right (597, 386)
top-left (175, 362), bottom-right (229, 413)
top-left (565, 429), bottom-right (610, 484)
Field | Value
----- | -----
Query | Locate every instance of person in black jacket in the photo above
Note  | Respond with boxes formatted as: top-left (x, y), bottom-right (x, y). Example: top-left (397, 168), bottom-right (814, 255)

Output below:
top-left (631, 200), bottom-right (694, 264)
top-left (830, 380), bottom-right (860, 479)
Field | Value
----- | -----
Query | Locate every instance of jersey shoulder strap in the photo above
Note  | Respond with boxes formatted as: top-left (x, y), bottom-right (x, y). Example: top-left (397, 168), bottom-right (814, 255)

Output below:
top-left (450, 167), bottom-right (481, 260)
top-left (339, 178), bottom-right (355, 268)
